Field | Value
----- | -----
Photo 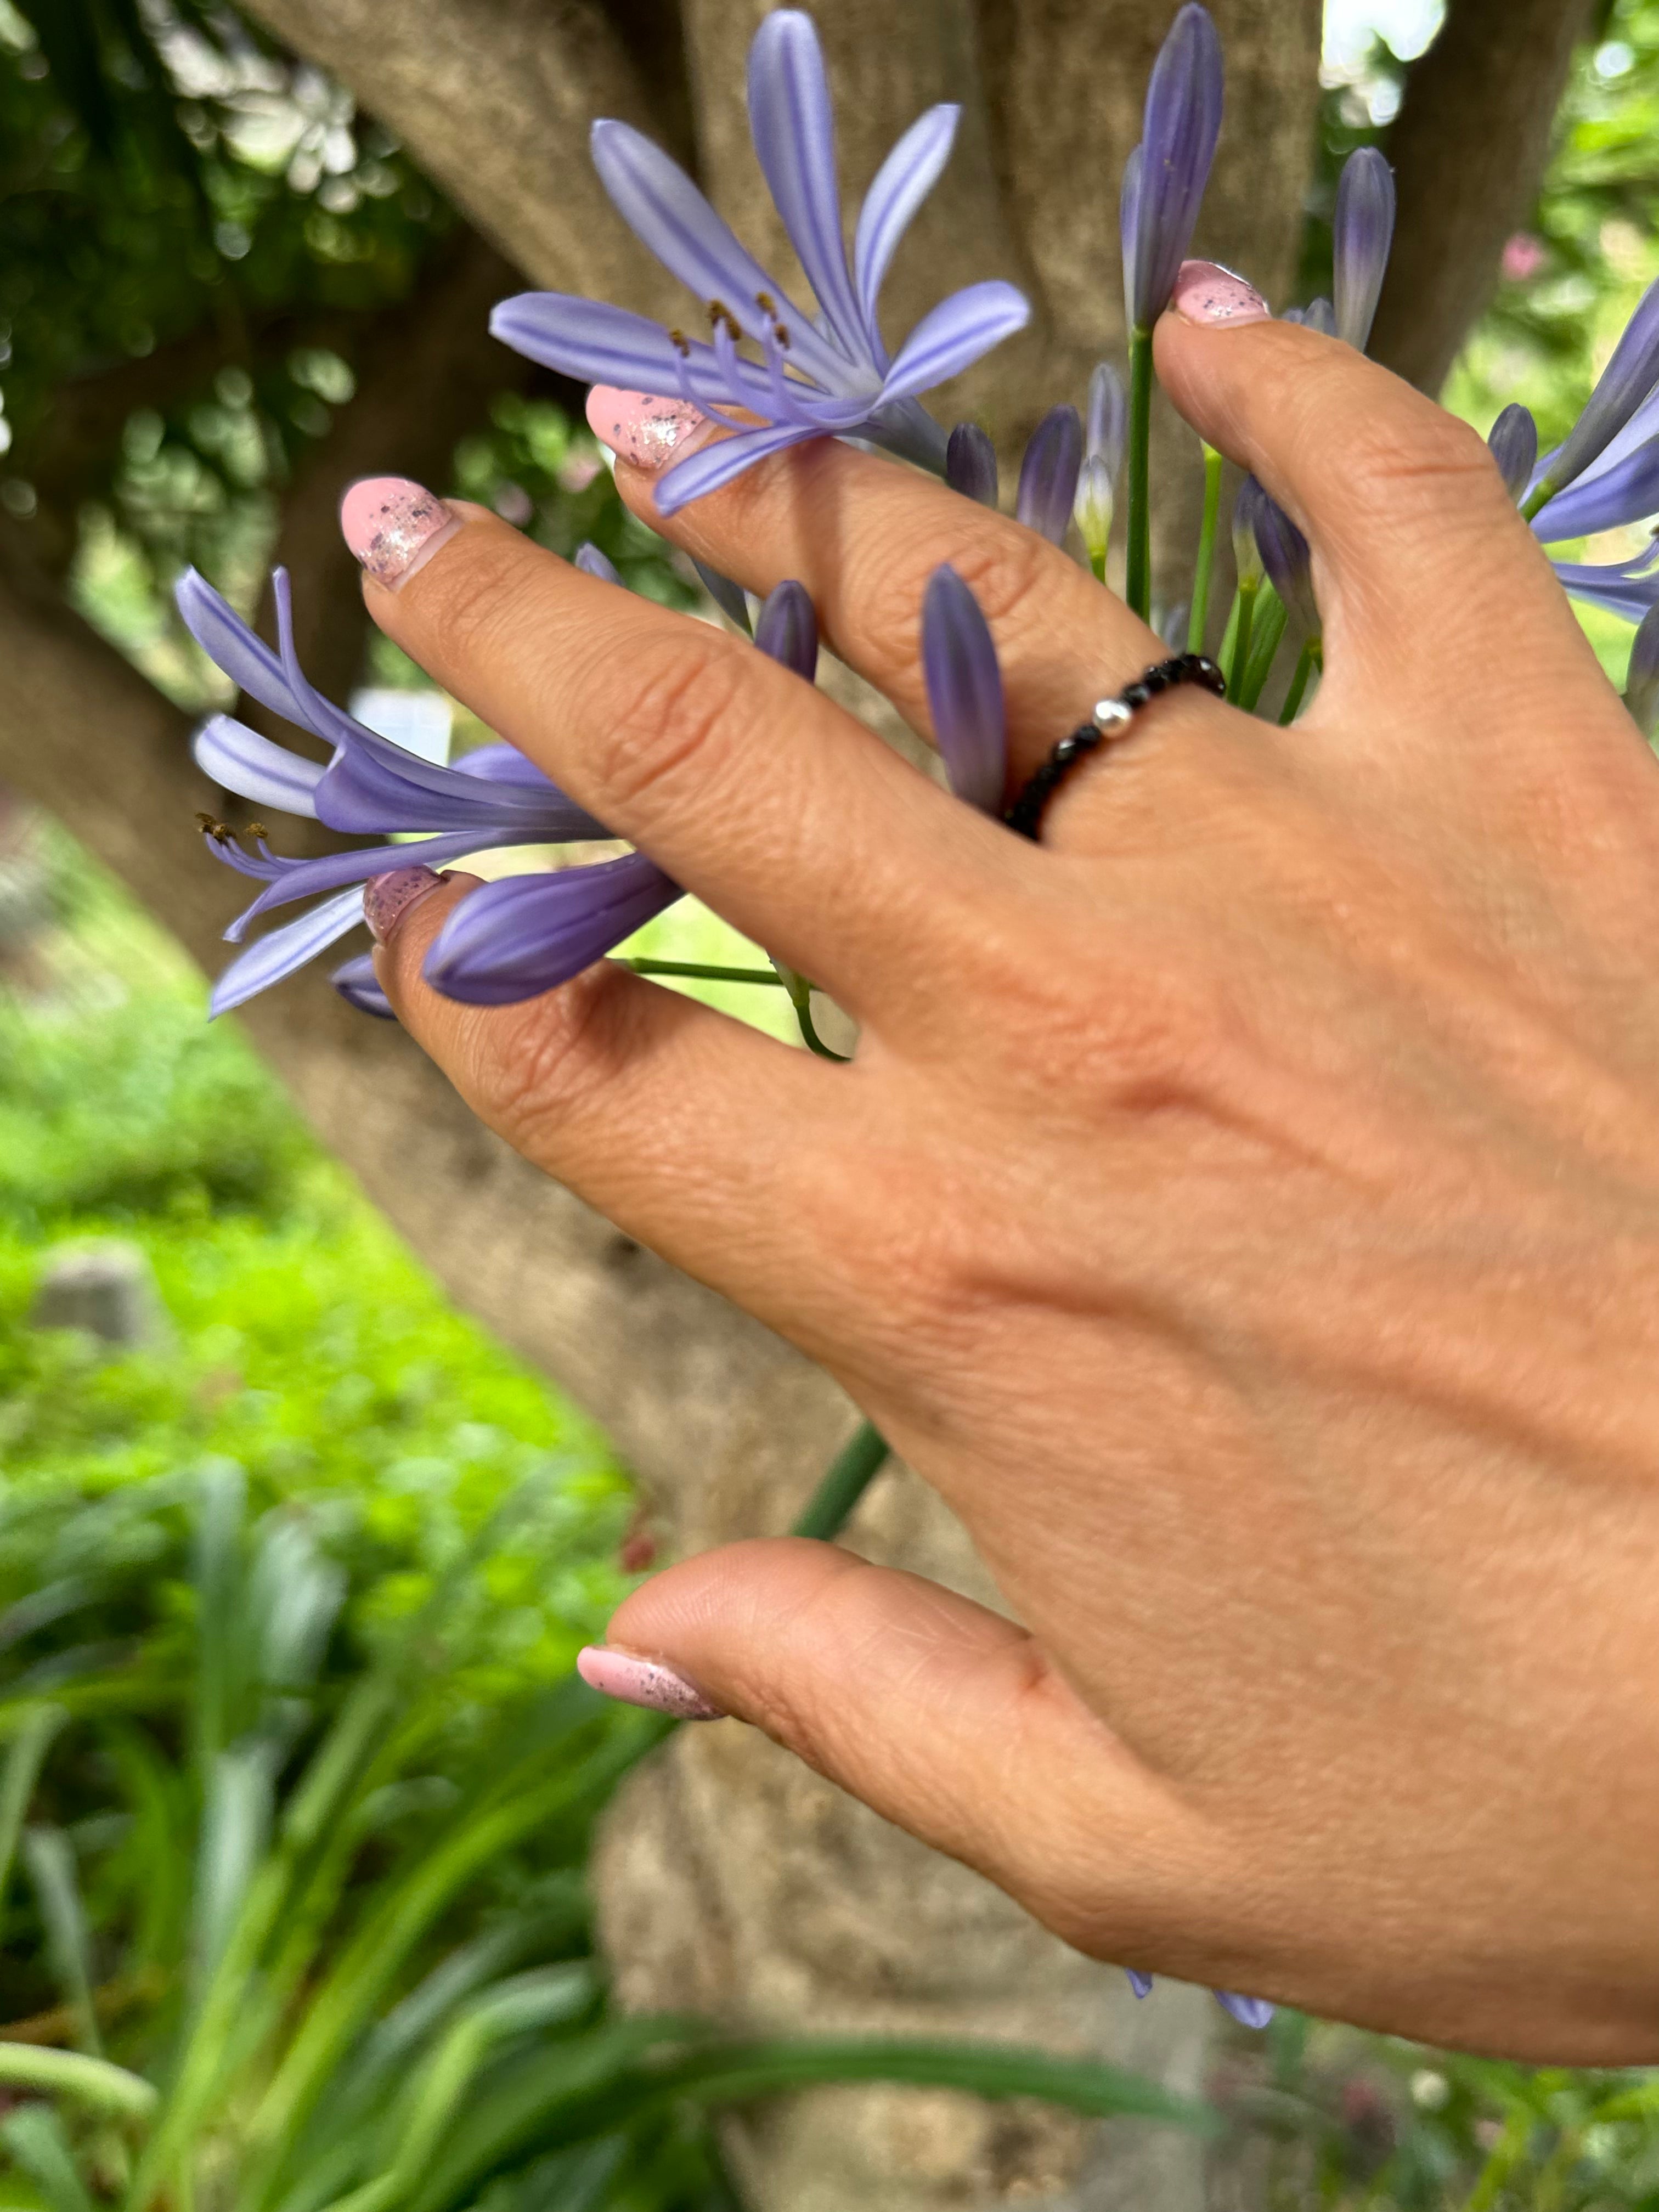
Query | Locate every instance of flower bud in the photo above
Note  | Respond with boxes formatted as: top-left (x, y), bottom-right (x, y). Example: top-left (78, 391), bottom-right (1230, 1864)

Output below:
top-left (754, 578), bottom-right (819, 682)
top-left (1333, 146), bottom-right (1396, 354)
top-left (946, 421), bottom-right (1000, 508)
top-left (574, 541), bottom-right (622, 584)
top-left (1086, 363), bottom-right (1127, 477)
top-left (1232, 478), bottom-right (1266, 590)
top-left (1487, 404), bottom-right (1538, 505)
top-left (1015, 403), bottom-right (1084, 545)
top-left (1074, 454), bottom-right (1115, 567)
top-left (922, 563), bottom-right (1007, 812)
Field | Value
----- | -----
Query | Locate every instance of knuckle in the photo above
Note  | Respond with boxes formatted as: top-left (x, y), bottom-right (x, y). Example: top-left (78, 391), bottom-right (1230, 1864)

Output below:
top-left (849, 515), bottom-right (1065, 697)
top-left (582, 630), bottom-right (757, 821)
top-left (1341, 404), bottom-right (1496, 522)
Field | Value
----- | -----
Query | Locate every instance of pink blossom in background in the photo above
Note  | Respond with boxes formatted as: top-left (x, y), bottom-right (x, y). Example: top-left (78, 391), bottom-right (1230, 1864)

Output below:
top-left (1503, 233), bottom-right (1547, 283)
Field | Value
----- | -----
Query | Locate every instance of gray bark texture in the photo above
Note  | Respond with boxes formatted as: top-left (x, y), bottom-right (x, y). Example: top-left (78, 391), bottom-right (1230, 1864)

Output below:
top-left (1369, 0), bottom-right (1601, 394)
top-left (7, 0), bottom-right (1587, 2199)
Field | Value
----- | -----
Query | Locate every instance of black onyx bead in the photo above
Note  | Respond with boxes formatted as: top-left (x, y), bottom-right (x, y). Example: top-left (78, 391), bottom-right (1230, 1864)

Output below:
top-left (1054, 734), bottom-right (1081, 762)
top-left (1122, 682), bottom-right (1150, 707)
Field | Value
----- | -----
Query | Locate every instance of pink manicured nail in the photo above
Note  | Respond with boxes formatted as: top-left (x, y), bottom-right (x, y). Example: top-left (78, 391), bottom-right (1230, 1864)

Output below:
top-left (585, 386), bottom-right (710, 472)
top-left (363, 865), bottom-right (444, 944)
top-left (577, 1646), bottom-right (725, 1721)
top-left (340, 476), bottom-right (462, 589)
top-left (1171, 260), bottom-right (1272, 328)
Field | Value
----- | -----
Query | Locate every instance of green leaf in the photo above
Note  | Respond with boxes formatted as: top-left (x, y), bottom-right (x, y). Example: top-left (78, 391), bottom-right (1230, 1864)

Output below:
top-left (21, 1828), bottom-right (100, 2058)
top-left (0, 2042), bottom-right (158, 2121)
top-left (0, 2104), bottom-right (95, 2212)
top-left (0, 1705), bottom-right (67, 1928)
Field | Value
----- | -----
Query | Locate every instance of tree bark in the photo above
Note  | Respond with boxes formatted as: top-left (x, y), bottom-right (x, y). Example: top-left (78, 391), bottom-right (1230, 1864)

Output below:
top-left (1370, 0), bottom-right (1599, 394)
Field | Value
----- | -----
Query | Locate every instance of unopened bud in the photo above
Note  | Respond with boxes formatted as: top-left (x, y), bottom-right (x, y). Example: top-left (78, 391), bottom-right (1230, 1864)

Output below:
top-left (1232, 479), bottom-right (1266, 590)
top-left (1074, 454), bottom-right (1115, 565)
top-left (1626, 600), bottom-right (1659, 738)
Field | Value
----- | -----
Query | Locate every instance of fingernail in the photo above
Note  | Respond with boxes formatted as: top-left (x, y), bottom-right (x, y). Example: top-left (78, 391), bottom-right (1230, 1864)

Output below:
top-left (340, 476), bottom-right (463, 589)
top-left (1171, 259), bottom-right (1272, 328)
top-left (363, 865), bottom-right (445, 944)
top-left (577, 1645), bottom-right (725, 1721)
top-left (585, 386), bottom-right (711, 472)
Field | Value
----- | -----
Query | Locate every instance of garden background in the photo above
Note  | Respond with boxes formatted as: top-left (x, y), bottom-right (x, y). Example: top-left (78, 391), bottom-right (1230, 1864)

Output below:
top-left (0, 0), bottom-right (1656, 2204)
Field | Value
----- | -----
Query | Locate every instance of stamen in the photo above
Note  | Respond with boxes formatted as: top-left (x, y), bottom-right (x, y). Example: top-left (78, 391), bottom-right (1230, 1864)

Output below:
top-left (707, 298), bottom-right (742, 340)
top-left (755, 291), bottom-right (777, 314)
top-left (196, 812), bottom-right (233, 844)
top-left (669, 329), bottom-right (691, 356)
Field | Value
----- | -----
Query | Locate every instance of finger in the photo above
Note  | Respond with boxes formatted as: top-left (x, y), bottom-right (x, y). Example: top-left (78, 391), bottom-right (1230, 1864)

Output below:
top-left (370, 868), bottom-right (871, 1340)
top-left (601, 405), bottom-right (1243, 805)
top-left (591, 1536), bottom-right (1224, 1983)
top-left (354, 495), bottom-right (1017, 1026)
top-left (1152, 303), bottom-right (1615, 731)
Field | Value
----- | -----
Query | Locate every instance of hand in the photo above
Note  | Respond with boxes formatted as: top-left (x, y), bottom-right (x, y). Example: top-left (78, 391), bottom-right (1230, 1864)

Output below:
top-left (352, 300), bottom-right (1659, 2061)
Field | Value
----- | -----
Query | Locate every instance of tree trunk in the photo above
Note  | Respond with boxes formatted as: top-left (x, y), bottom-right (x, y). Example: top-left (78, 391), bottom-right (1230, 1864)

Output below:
top-left (1370, 0), bottom-right (1599, 394)
top-left (15, 0), bottom-right (1579, 2197)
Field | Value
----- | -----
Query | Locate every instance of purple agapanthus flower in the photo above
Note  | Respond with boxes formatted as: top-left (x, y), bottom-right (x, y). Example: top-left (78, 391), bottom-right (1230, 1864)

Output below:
top-left (1530, 275), bottom-right (1659, 510)
top-left (1331, 148), bottom-right (1395, 354)
top-left (489, 10), bottom-right (1028, 516)
top-left (1127, 1972), bottom-right (1272, 2027)
top-left (1121, 4), bottom-right (1224, 332)
top-left (1015, 404), bottom-right (1084, 545)
top-left (179, 557), bottom-right (817, 1014)
top-left (922, 564), bottom-right (1006, 810)
top-left (1514, 384), bottom-right (1659, 623)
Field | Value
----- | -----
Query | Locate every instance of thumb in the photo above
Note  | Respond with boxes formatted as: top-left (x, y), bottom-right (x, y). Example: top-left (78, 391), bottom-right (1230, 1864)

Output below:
top-left (580, 1537), bottom-right (1200, 1969)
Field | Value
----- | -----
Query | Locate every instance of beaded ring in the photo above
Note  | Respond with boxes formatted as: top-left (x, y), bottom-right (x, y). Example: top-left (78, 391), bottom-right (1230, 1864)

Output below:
top-left (1001, 652), bottom-right (1227, 840)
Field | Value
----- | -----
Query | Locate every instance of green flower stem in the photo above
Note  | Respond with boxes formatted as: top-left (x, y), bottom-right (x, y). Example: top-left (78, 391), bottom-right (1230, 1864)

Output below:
top-left (1187, 444), bottom-right (1224, 652)
top-left (1236, 583), bottom-right (1288, 714)
top-left (1520, 480), bottom-right (1553, 524)
top-left (795, 1000), bottom-right (850, 1062)
top-left (625, 958), bottom-right (785, 986)
top-left (1225, 582), bottom-right (1256, 701)
top-left (1277, 638), bottom-right (1321, 725)
top-left (1090, 545), bottom-right (1108, 586)
top-left (793, 1420), bottom-right (891, 1541)
top-left (1459, 2105), bottom-right (1531, 2212)
top-left (0, 2044), bottom-right (157, 2122)
top-left (1125, 325), bottom-right (1155, 622)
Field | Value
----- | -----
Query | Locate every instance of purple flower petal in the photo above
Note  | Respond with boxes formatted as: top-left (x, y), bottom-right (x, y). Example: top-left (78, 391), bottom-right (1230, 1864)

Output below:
top-left (882, 280), bottom-right (1031, 402)
top-left (1128, 4), bottom-right (1224, 329)
top-left (331, 953), bottom-right (396, 1019)
top-left (589, 120), bottom-right (856, 397)
top-left (1531, 433), bottom-right (1659, 541)
top-left (922, 563), bottom-right (1006, 811)
top-left (1332, 147), bottom-right (1395, 353)
top-left (946, 422), bottom-right (999, 507)
top-left (1487, 403), bottom-right (1538, 504)
top-left (1015, 404), bottom-right (1084, 545)
top-left (223, 827), bottom-right (534, 939)
top-left (490, 293), bottom-right (765, 413)
top-left (574, 542), bottom-right (623, 584)
top-left (1214, 1991), bottom-right (1275, 2030)
top-left (1250, 486), bottom-right (1318, 636)
top-left (853, 104), bottom-right (960, 338)
top-left (1232, 477), bottom-right (1267, 588)
top-left (754, 579), bottom-right (819, 681)
top-left (208, 887), bottom-right (366, 1018)
top-left (193, 714), bottom-right (323, 817)
top-left (1126, 1971), bottom-right (1154, 2000)
top-left (175, 569), bottom-right (308, 727)
top-left (1542, 274), bottom-right (1659, 500)
top-left (423, 855), bottom-right (681, 1006)
top-left (1120, 144), bottom-right (1143, 332)
top-left (653, 421), bottom-right (820, 517)
top-left (1552, 550), bottom-right (1659, 623)
top-left (747, 13), bottom-right (868, 364)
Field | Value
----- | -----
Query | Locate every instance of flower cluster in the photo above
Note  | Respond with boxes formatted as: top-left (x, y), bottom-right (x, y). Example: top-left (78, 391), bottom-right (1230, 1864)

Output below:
top-left (179, 6), bottom-right (1659, 2033)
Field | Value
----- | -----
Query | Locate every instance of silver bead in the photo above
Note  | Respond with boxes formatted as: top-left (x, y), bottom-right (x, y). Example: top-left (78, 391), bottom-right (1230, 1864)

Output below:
top-left (1092, 696), bottom-right (1134, 735)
